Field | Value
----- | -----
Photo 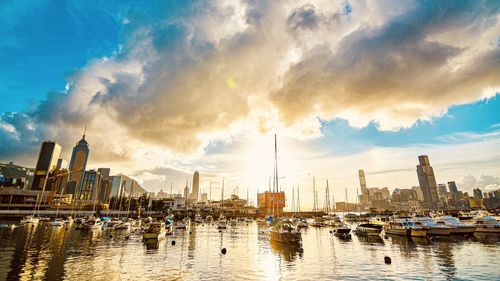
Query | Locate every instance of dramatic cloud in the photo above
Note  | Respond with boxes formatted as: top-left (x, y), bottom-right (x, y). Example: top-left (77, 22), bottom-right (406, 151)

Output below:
top-left (0, 0), bottom-right (499, 193)
top-left (458, 174), bottom-right (500, 192)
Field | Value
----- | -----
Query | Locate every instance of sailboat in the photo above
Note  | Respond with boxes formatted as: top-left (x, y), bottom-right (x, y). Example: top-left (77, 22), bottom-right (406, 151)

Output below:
top-left (268, 134), bottom-right (301, 245)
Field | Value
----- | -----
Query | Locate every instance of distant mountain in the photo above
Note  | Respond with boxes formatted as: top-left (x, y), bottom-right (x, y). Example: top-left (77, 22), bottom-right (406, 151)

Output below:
top-left (114, 174), bottom-right (147, 197)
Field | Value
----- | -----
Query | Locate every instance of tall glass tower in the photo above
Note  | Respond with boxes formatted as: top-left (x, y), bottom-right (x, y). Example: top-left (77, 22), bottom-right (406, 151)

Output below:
top-left (68, 132), bottom-right (90, 195)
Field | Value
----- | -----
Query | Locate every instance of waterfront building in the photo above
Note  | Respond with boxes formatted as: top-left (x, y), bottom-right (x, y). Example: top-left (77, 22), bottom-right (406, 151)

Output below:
top-left (189, 171), bottom-right (200, 202)
top-left (31, 141), bottom-right (61, 191)
top-left (79, 170), bottom-right (102, 201)
top-left (0, 162), bottom-right (34, 189)
top-left (416, 155), bottom-right (440, 209)
top-left (109, 176), bottom-right (123, 198)
top-left (68, 133), bottom-right (89, 191)
top-left (257, 191), bottom-right (285, 215)
top-left (98, 168), bottom-right (110, 178)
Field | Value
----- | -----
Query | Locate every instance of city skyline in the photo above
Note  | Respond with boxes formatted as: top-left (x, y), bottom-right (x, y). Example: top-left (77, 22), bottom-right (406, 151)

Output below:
top-left (1, 1), bottom-right (500, 209)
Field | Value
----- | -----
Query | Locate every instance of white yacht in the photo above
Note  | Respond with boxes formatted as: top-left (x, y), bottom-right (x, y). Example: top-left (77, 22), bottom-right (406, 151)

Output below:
top-left (435, 216), bottom-right (476, 235)
top-left (474, 216), bottom-right (500, 234)
top-left (412, 217), bottom-right (452, 236)
top-left (217, 217), bottom-right (228, 229)
top-left (50, 218), bottom-right (64, 227)
top-left (354, 223), bottom-right (383, 236)
top-left (20, 215), bottom-right (40, 224)
top-left (385, 218), bottom-right (428, 237)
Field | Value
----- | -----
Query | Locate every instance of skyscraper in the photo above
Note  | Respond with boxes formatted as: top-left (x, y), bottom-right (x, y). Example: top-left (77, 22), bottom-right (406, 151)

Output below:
top-left (358, 170), bottom-right (368, 195)
top-left (190, 171), bottom-right (200, 202)
top-left (416, 155), bottom-right (440, 208)
top-left (68, 132), bottom-right (90, 191)
top-left (31, 141), bottom-right (61, 190)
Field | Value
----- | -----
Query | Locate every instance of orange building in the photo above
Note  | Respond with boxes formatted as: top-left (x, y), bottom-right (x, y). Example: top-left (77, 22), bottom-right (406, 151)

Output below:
top-left (258, 191), bottom-right (285, 216)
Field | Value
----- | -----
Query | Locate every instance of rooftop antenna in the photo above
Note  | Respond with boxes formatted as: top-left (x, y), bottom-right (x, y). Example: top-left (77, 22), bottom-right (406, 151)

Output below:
top-left (83, 125), bottom-right (87, 139)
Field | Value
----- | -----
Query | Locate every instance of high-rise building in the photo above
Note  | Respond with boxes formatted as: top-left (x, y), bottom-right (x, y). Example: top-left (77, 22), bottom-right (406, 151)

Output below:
top-left (437, 183), bottom-right (448, 200)
top-left (31, 141), bottom-right (61, 190)
top-left (98, 168), bottom-right (110, 178)
top-left (416, 155), bottom-right (440, 208)
top-left (68, 133), bottom-right (89, 191)
top-left (79, 169), bottom-right (101, 201)
top-left (190, 171), bottom-right (200, 202)
top-left (56, 158), bottom-right (68, 170)
top-left (358, 170), bottom-right (368, 195)
top-left (109, 176), bottom-right (123, 198)
top-left (447, 181), bottom-right (458, 193)
top-left (473, 188), bottom-right (483, 199)
top-left (412, 185), bottom-right (425, 201)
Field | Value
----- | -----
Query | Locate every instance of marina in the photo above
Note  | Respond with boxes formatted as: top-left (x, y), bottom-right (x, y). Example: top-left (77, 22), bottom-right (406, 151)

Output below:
top-left (0, 217), bottom-right (498, 280)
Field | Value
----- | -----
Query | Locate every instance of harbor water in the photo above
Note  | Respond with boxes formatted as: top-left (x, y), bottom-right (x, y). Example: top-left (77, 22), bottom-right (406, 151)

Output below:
top-left (0, 221), bottom-right (499, 280)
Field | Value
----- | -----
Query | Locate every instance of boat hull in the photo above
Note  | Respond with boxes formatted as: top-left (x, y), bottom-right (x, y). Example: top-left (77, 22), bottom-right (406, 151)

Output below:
top-left (475, 225), bottom-right (500, 234)
top-left (450, 226), bottom-right (476, 235)
top-left (427, 227), bottom-right (451, 236)
top-left (410, 229), bottom-right (428, 237)
top-left (270, 231), bottom-right (301, 244)
top-left (385, 228), bottom-right (408, 236)
top-left (355, 227), bottom-right (382, 236)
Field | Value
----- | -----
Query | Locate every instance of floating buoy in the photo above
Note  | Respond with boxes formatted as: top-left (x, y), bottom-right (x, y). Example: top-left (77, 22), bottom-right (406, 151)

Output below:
top-left (384, 235), bottom-right (388, 239)
top-left (189, 231), bottom-right (192, 234)
top-left (221, 248), bottom-right (227, 255)
top-left (171, 240), bottom-right (176, 245)
top-left (109, 235), bottom-right (113, 238)
top-left (384, 256), bottom-right (392, 264)
top-left (125, 236), bottom-right (130, 240)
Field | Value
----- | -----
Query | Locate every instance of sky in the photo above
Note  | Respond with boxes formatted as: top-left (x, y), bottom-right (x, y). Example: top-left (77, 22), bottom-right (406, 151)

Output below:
top-left (0, 0), bottom-right (499, 209)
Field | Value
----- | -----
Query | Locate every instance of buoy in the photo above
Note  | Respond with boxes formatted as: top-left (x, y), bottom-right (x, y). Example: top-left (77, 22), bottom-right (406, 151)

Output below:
top-left (384, 235), bottom-right (388, 239)
top-left (109, 235), bottom-right (113, 238)
top-left (171, 241), bottom-right (176, 245)
top-left (189, 231), bottom-right (192, 234)
top-left (384, 256), bottom-right (392, 264)
top-left (125, 236), bottom-right (130, 240)
top-left (221, 248), bottom-right (227, 255)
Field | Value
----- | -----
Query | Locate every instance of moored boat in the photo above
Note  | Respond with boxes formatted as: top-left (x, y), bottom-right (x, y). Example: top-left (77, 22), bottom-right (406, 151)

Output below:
top-left (474, 216), bottom-right (500, 234)
top-left (412, 217), bottom-right (452, 236)
top-left (355, 223), bottom-right (383, 236)
top-left (435, 216), bottom-right (476, 235)
top-left (20, 215), bottom-right (40, 224)
top-left (334, 225), bottom-right (352, 239)
top-left (385, 218), bottom-right (428, 237)
top-left (269, 219), bottom-right (302, 245)
top-left (311, 217), bottom-right (326, 227)
top-left (50, 219), bottom-right (64, 227)
top-left (143, 222), bottom-right (167, 240)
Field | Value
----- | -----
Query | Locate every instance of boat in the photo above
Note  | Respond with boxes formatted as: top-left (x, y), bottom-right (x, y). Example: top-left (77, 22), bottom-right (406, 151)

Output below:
top-left (369, 215), bottom-right (389, 227)
top-left (354, 223), bottom-right (383, 236)
top-left (474, 216), bottom-right (500, 234)
top-left (20, 215), bottom-right (40, 224)
top-left (50, 219), bottom-right (64, 227)
top-left (229, 218), bottom-right (238, 226)
top-left (217, 216), bottom-right (228, 229)
top-left (63, 217), bottom-right (74, 224)
top-left (412, 217), bottom-right (452, 236)
top-left (194, 214), bottom-right (204, 223)
top-left (205, 215), bottom-right (214, 223)
top-left (323, 215), bottom-right (342, 227)
top-left (176, 217), bottom-right (190, 229)
top-left (294, 217), bottom-right (309, 228)
top-left (311, 217), bottom-right (326, 227)
top-left (434, 216), bottom-right (476, 235)
top-left (384, 218), bottom-right (428, 237)
top-left (114, 221), bottom-right (131, 230)
top-left (143, 222), bottom-right (167, 240)
top-left (333, 224), bottom-right (352, 239)
top-left (83, 219), bottom-right (103, 230)
top-left (102, 220), bottom-right (121, 230)
top-left (269, 219), bottom-right (302, 245)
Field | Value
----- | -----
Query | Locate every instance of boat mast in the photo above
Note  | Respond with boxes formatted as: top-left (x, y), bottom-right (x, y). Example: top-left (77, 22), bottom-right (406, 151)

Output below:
top-left (326, 180), bottom-right (330, 215)
top-left (297, 185), bottom-right (301, 213)
top-left (292, 187), bottom-right (295, 212)
top-left (312, 176), bottom-right (316, 212)
top-left (221, 177), bottom-right (224, 215)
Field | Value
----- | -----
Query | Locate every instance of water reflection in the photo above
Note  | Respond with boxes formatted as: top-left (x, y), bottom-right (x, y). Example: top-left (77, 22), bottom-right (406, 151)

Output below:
top-left (0, 221), bottom-right (498, 280)
top-left (269, 240), bottom-right (303, 263)
top-left (356, 235), bottom-right (385, 245)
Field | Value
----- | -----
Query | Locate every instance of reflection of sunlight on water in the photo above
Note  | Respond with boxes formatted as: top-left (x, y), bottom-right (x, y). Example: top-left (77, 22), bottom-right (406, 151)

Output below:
top-left (0, 220), bottom-right (499, 280)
